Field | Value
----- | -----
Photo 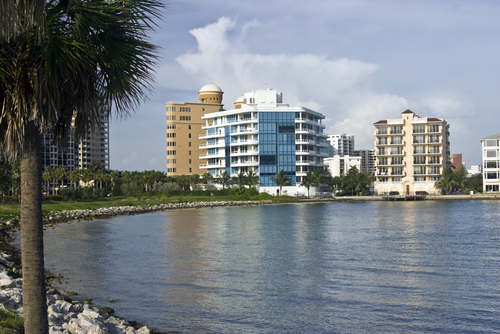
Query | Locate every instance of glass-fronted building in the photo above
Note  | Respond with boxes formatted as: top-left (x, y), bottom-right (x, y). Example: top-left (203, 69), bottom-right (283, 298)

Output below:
top-left (200, 89), bottom-right (329, 195)
top-left (481, 132), bottom-right (500, 193)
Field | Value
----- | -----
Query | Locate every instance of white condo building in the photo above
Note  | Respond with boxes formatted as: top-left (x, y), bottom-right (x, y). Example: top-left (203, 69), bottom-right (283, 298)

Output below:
top-left (199, 89), bottom-right (329, 196)
top-left (324, 155), bottom-right (361, 178)
top-left (481, 132), bottom-right (500, 192)
top-left (327, 134), bottom-right (355, 157)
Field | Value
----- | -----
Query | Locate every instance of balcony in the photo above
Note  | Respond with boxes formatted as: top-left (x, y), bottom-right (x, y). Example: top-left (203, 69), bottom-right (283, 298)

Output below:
top-left (199, 141), bottom-right (225, 149)
top-left (231, 160), bottom-right (259, 167)
top-left (230, 139), bottom-right (259, 146)
top-left (199, 151), bottom-right (225, 159)
top-left (296, 150), bottom-right (316, 155)
top-left (231, 149), bottom-right (259, 156)
top-left (296, 160), bottom-right (315, 165)
top-left (200, 161), bottom-right (225, 169)
top-left (199, 132), bottom-right (223, 139)
top-left (229, 128), bottom-right (259, 135)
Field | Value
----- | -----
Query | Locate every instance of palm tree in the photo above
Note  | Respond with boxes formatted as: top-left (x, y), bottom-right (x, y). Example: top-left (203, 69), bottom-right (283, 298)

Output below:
top-left (67, 169), bottom-right (81, 190)
top-left (216, 170), bottom-right (232, 189)
top-left (43, 166), bottom-right (55, 195)
top-left (201, 172), bottom-right (213, 185)
top-left (301, 170), bottom-right (315, 197)
top-left (176, 175), bottom-right (191, 191)
top-left (271, 169), bottom-right (293, 196)
top-left (0, 1), bottom-right (163, 332)
top-left (232, 171), bottom-right (248, 188)
top-left (246, 169), bottom-right (261, 187)
top-left (54, 165), bottom-right (67, 194)
top-left (435, 167), bottom-right (455, 194)
top-left (328, 176), bottom-right (342, 194)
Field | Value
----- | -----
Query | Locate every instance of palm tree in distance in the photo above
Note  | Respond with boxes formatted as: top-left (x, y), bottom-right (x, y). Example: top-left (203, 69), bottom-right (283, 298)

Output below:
top-left (246, 169), bottom-right (261, 187)
top-left (216, 170), bottom-right (232, 189)
top-left (0, 1), bottom-right (164, 332)
top-left (271, 169), bottom-right (293, 196)
top-left (232, 170), bottom-right (248, 188)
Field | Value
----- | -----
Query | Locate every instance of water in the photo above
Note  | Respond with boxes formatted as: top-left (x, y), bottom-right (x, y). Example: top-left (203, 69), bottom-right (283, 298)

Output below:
top-left (23, 201), bottom-right (500, 333)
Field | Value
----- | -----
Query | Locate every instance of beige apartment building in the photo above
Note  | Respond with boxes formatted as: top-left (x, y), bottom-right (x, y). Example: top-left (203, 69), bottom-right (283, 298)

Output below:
top-left (166, 83), bottom-right (224, 175)
top-left (374, 109), bottom-right (450, 195)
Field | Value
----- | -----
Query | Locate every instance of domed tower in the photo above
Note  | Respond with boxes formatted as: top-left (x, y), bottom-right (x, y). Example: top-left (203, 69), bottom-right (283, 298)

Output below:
top-left (198, 83), bottom-right (223, 104)
top-left (234, 95), bottom-right (244, 109)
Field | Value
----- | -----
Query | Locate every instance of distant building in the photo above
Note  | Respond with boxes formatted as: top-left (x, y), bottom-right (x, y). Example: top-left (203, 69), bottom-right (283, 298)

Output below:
top-left (200, 89), bottom-right (329, 195)
top-left (324, 155), bottom-right (361, 177)
top-left (165, 83), bottom-right (224, 176)
top-left (327, 134), bottom-right (355, 157)
top-left (480, 132), bottom-right (500, 192)
top-left (373, 109), bottom-right (450, 195)
top-left (468, 164), bottom-right (482, 175)
top-left (77, 109), bottom-right (110, 171)
top-left (353, 149), bottom-right (375, 174)
top-left (451, 153), bottom-right (463, 171)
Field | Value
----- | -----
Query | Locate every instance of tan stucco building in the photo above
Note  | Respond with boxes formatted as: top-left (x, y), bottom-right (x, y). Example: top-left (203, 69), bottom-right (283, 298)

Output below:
top-left (374, 109), bottom-right (450, 195)
top-left (165, 83), bottom-right (224, 176)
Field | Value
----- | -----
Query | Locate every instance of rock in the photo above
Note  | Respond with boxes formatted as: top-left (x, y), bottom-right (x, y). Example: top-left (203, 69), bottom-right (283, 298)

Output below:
top-left (137, 326), bottom-right (151, 334)
top-left (99, 306), bottom-right (114, 315)
top-left (0, 278), bottom-right (16, 288)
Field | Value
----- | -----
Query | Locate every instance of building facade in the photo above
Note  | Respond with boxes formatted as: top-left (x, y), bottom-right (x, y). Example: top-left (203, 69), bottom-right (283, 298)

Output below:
top-left (324, 155), bottom-right (361, 177)
top-left (353, 149), bottom-right (375, 174)
top-left (165, 83), bottom-right (224, 176)
top-left (374, 109), bottom-right (450, 195)
top-left (327, 134), bottom-right (355, 157)
top-left (480, 132), bottom-right (500, 192)
top-left (77, 110), bottom-right (110, 171)
top-left (199, 89), bottom-right (329, 195)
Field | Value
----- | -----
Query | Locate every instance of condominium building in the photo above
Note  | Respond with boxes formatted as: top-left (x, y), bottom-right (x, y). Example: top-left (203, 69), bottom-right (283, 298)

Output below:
top-left (373, 109), bottom-right (450, 195)
top-left (327, 134), bottom-right (355, 157)
top-left (324, 155), bottom-right (361, 177)
top-left (165, 83), bottom-right (224, 175)
top-left (480, 132), bottom-right (500, 192)
top-left (199, 89), bottom-right (329, 195)
top-left (354, 149), bottom-right (375, 174)
top-left (77, 110), bottom-right (110, 171)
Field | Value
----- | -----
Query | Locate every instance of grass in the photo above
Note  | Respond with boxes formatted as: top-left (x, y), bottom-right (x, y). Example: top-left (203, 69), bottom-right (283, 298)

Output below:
top-left (0, 307), bottom-right (24, 334)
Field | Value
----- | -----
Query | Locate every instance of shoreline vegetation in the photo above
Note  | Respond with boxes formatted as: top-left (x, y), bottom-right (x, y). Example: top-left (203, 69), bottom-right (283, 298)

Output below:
top-left (0, 193), bottom-right (499, 333)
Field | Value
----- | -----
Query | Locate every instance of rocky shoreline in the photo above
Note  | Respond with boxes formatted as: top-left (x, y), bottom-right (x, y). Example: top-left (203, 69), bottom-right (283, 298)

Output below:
top-left (0, 200), bottom-right (274, 333)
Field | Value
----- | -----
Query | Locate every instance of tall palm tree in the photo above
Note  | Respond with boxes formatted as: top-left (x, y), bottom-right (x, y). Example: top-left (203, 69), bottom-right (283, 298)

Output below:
top-left (67, 169), bottom-right (81, 190)
top-left (435, 167), bottom-right (455, 194)
top-left (232, 171), bottom-right (248, 188)
top-left (246, 169), bottom-right (261, 187)
top-left (271, 169), bottom-right (293, 196)
top-left (216, 170), bottom-right (232, 189)
top-left (43, 166), bottom-right (55, 195)
top-left (301, 170), bottom-right (315, 197)
top-left (201, 172), bottom-right (213, 185)
top-left (0, 1), bottom-right (163, 332)
top-left (54, 165), bottom-right (67, 194)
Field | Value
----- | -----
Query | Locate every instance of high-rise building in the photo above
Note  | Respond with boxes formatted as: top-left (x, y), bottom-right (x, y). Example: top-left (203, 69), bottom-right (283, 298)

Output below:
top-left (373, 109), bottom-right (450, 195)
top-left (165, 83), bottom-right (224, 176)
top-left (480, 132), bottom-right (500, 193)
top-left (199, 89), bottom-right (329, 195)
top-left (353, 149), bottom-right (375, 174)
top-left (324, 155), bottom-right (361, 177)
top-left (77, 110), bottom-right (110, 171)
top-left (451, 153), bottom-right (463, 171)
top-left (327, 134), bottom-right (355, 157)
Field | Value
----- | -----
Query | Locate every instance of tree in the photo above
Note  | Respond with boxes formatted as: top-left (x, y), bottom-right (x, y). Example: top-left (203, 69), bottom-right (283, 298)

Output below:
top-left (342, 166), bottom-right (369, 196)
top-left (216, 170), bottom-right (232, 189)
top-left (232, 171), bottom-right (248, 188)
top-left (54, 165), bottom-right (67, 194)
top-left (271, 169), bottom-right (293, 196)
top-left (301, 170), bottom-right (315, 197)
top-left (201, 172), bottom-right (213, 185)
top-left (176, 175), bottom-right (191, 191)
top-left (328, 176), bottom-right (342, 194)
top-left (452, 166), bottom-right (468, 192)
top-left (434, 167), bottom-right (455, 194)
top-left (0, 160), bottom-right (12, 203)
top-left (43, 166), bottom-right (55, 195)
top-left (0, 1), bottom-right (163, 332)
top-left (246, 169), bottom-right (261, 187)
top-left (67, 170), bottom-right (81, 190)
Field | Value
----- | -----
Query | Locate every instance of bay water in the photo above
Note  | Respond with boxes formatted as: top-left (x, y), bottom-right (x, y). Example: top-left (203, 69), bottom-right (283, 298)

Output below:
top-left (27, 201), bottom-right (500, 333)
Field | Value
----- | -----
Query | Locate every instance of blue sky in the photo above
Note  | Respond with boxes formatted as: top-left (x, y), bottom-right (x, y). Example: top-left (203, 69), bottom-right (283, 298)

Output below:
top-left (110, 0), bottom-right (500, 171)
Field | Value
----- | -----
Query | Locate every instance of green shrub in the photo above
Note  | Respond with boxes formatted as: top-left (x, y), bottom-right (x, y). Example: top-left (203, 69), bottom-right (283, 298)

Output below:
top-left (389, 191), bottom-right (399, 195)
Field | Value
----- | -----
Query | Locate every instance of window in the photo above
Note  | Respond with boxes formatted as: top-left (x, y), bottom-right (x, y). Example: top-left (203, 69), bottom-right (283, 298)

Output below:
top-left (378, 177), bottom-right (388, 183)
top-left (429, 156), bottom-right (440, 164)
top-left (413, 125), bottom-right (425, 133)
top-left (167, 124), bottom-right (176, 129)
top-left (189, 142), bottom-right (191, 147)
top-left (166, 133), bottom-right (176, 138)
top-left (189, 125), bottom-right (191, 130)
top-left (429, 124), bottom-right (440, 132)
top-left (413, 135), bottom-right (425, 143)
top-left (414, 176), bottom-right (426, 182)
top-left (391, 157), bottom-right (403, 165)
top-left (179, 107), bottom-right (191, 112)
top-left (485, 160), bottom-right (499, 169)
top-left (166, 116), bottom-right (176, 120)
top-left (167, 159), bottom-right (176, 164)
top-left (189, 133), bottom-right (191, 138)
top-left (392, 167), bottom-right (403, 175)
top-left (392, 177), bottom-right (402, 182)
top-left (390, 126), bottom-right (403, 134)
top-left (189, 151), bottom-right (191, 155)
top-left (430, 166), bottom-right (440, 174)
top-left (391, 147), bottom-right (403, 154)
top-left (167, 150), bottom-right (176, 155)
top-left (378, 157), bottom-right (388, 165)
top-left (378, 147), bottom-right (387, 155)
top-left (429, 146), bottom-right (440, 154)
top-left (486, 150), bottom-right (498, 158)
top-left (189, 159), bottom-right (191, 164)
top-left (166, 107), bottom-right (176, 111)
top-left (378, 137), bottom-right (388, 145)
top-left (429, 135), bottom-right (440, 143)
top-left (391, 136), bottom-right (403, 144)
top-left (486, 172), bottom-right (499, 179)
top-left (414, 146), bottom-right (425, 154)
top-left (486, 139), bottom-right (498, 147)
top-left (414, 156), bottom-right (426, 164)
top-left (377, 127), bottom-right (387, 134)
top-left (167, 168), bottom-right (176, 173)
top-left (378, 167), bottom-right (388, 175)
top-left (486, 185), bottom-right (500, 192)
top-left (180, 116), bottom-right (191, 121)
top-left (414, 166), bottom-right (426, 175)
top-left (167, 142), bottom-right (176, 147)
top-left (189, 168), bottom-right (192, 173)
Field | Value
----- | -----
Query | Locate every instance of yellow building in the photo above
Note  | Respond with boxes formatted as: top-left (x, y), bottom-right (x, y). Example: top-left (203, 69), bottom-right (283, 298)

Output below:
top-left (374, 109), bottom-right (450, 195)
top-left (165, 83), bottom-right (224, 176)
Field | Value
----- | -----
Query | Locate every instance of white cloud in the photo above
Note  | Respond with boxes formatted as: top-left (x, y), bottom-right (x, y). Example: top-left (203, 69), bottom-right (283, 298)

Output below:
top-left (121, 151), bottom-right (139, 167)
top-left (173, 17), bottom-right (413, 149)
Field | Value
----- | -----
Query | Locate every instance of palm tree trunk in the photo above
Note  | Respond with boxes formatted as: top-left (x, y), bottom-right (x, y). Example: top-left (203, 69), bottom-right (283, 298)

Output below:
top-left (20, 121), bottom-right (49, 334)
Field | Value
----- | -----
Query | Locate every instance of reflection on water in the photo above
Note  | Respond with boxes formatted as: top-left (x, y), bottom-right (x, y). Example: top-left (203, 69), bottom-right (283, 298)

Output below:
top-left (28, 201), bottom-right (500, 333)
